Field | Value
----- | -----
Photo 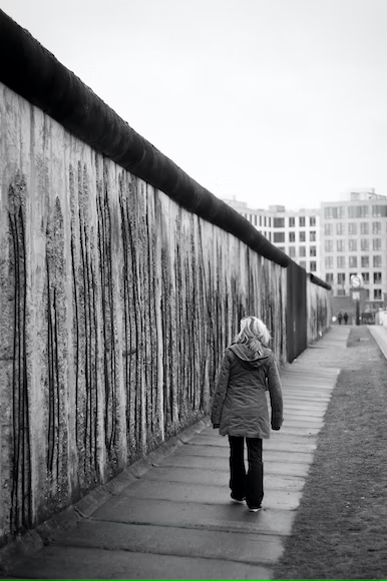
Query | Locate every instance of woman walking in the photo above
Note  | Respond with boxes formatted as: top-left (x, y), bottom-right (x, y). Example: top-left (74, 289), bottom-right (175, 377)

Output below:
top-left (211, 316), bottom-right (283, 512)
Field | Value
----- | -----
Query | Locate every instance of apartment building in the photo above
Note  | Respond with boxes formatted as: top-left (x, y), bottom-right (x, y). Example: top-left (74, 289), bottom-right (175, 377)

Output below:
top-left (320, 190), bottom-right (387, 311)
top-left (223, 197), bottom-right (321, 275)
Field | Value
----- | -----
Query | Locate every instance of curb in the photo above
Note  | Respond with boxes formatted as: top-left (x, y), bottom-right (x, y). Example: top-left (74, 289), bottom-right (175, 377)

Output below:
top-left (0, 416), bottom-right (211, 575)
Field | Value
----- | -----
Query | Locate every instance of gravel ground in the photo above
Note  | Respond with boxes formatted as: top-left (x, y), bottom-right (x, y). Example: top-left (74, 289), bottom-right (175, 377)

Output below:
top-left (274, 325), bottom-right (387, 580)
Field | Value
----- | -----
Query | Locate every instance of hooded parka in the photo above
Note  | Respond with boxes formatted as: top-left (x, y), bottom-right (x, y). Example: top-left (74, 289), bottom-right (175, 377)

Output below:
top-left (211, 344), bottom-right (283, 439)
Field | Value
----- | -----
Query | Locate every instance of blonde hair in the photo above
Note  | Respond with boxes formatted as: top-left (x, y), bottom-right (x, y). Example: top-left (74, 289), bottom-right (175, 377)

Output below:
top-left (235, 316), bottom-right (271, 357)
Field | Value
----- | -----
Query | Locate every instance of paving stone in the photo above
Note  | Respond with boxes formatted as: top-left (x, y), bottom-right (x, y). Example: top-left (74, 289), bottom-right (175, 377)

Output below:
top-left (53, 521), bottom-right (284, 565)
top-left (11, 545), bottom-right (273, 580)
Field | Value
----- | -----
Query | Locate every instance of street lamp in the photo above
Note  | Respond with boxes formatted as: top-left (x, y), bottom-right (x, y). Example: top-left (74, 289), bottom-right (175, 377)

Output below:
top-left (350, 274), bottom-right (363, 326)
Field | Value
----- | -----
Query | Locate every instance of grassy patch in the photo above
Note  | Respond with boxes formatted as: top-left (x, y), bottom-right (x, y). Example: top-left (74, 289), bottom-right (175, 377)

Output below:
top-left (274, 326), bottom-right (387, 579)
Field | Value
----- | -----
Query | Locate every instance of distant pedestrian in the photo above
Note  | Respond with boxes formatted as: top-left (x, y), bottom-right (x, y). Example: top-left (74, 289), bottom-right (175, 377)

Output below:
top-left (337, 312), bottom-right (343, 325)
top-left (343, 312), bottom-right (349, 325)
top-left (211, 316), bottom-right (283, 512)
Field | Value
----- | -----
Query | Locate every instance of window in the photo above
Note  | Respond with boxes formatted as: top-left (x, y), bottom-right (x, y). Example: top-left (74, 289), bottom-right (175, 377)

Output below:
top-left (348, 239), bottom-right (357, 251)
top-left (299, 217), bottom-right (306, 227)
top-left (337, 273), bottom-right (346, 284)
top-left (289, 247), bottom-right (296, 258)
top-left (373, 238), bottom-right (382, 251)
top-left (299, 260), bottom-right (306, 269)
top-left (336, 223), bottom-right (345, 235)
top-left (364, 289), bottom-right (370, 299)
top-left (372, 205), bottom-right (387, 217)
top-left (374, 289), bottom-right (382, 300)
top-left (310, 216), bottom-right (316, 226)
top-left (373, 272), bottom-right (382, 284)
top-left (337, 256), bottom-right (345, 268)
top-left (253, 215), bottom-right (258, 226)
top-left (310, 261), bottom-right (317, 272)
top-left (289, 217), bottom-right (295, 227)
top-left (310, 246), bottom-right (317, 257)
top-left (348, 223), bottom-right (357, 235)
top-left (264, 217), bottom-right (267, 227)
top-left (360, 239), bottom-right (369, 251)
top-left (273, 217), bottom-right (285, 228)
top-left (326, 273), bottom-right (334, 283)
top-left (325, 240), bottom-right (333, 252)
top-left (362, 272), bottom-right (370, 284)
top-left (268, 217), bottom-right (272, 227)
top-left (360, 222), bottom-right (369, 234)
top-left (337, 240), bottom-right (345, 252)
top-left (289, 232), bottom-right (296, 242)
top-left (268, 232), bottom-right (272, 241)
top-left (277, 246), bottom-right (285, 251)
top-left (373, 255), bottom-right (382, 267)
top-left (348, 205), bottom-right (369, 218)
top-left (273, 232), bottom-right (285, 243)
top-left (324, 223), bottom-right (333, 236)
top-left (324, 206), bottom-right (345, 219)
top-left (372, 222), bottom-right (381, 234)
top-left (349, 256), bottom-right (357, 268)
top-left (337, 288), bottom-right (346, 296)
top-left (361, 256), bottom-right (369, 268)
top-left (325, 256), bottom-right (333, 269)
top-left (299, 231), bottom-right (306, 242)
top-left (259, 216), bottom-right (262, 226)
top-left (310, 231), bottom-right (316, 242)
top-left (299, 246), bottom-right (306, 257)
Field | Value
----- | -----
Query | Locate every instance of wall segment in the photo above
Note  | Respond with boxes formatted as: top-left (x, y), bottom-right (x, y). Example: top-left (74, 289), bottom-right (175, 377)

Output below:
top-left (0, 82), bottom-right (287, 542)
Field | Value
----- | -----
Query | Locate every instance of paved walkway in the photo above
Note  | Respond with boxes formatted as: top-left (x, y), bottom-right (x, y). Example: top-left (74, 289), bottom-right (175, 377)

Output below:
top-left (9, 325), bottom-right (385, 579)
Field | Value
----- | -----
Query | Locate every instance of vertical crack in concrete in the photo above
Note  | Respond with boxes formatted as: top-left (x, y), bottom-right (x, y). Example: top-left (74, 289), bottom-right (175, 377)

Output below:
top-left (8, 175), bottom-right (32, 534)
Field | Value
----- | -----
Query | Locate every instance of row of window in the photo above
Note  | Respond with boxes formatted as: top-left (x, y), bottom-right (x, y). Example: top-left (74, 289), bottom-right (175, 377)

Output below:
top-left (325, 238), bottom-right (382, 252)
top-left (243, 215), bottom-right (317, 228)
top-left (274, 231), bottom-right (316, 243)
top-left (325, 272), bottom-right (382, 284)
top-left (288, 246), bottom-right (316, 258)
top-left (273, 216), bottom-right (316, 228)
top-left (325, 256), bottom-right (382, 269)
top-left (334, 288), bottom-right (382, 299)
top-left (324, 221), bottom-right (385, 235)
top-left (299, 260), bottom-right (317, 272)
top-left (324, 205), bottom-right (387, 219)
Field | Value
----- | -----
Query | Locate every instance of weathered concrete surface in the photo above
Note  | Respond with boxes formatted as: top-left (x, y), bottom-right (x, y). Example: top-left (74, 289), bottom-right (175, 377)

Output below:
top-left (8, 327), bottom-right (351, 579)
top-left (0, 79), bottom-right (289, 543)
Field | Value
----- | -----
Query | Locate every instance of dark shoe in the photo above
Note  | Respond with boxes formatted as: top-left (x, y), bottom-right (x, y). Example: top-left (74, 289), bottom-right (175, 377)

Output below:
top-left (230, 493), bottom-right (246, 504)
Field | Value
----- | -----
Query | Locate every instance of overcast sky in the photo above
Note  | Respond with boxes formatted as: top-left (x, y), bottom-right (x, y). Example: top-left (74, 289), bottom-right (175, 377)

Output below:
top-left (2, 0), bottom-right (387, 210)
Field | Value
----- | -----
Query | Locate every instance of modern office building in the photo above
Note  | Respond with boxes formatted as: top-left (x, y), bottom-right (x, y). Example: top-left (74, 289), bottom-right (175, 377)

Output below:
top-left (320, 190), bottom-right (387, 313)
top-left (223, 197), bottom-right (321, 274)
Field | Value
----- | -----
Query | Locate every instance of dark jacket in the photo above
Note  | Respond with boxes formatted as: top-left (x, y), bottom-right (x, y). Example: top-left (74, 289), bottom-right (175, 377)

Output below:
top-left (211, 344), bottom-right (283, 438)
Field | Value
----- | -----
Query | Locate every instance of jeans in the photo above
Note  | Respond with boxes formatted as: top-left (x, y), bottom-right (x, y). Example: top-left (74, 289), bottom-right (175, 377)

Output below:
top-left (228, 436), bottom-right (264, 509)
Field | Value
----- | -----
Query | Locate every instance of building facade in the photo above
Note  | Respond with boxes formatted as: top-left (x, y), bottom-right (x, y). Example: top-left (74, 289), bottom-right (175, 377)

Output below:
top-left (223, 197), bottom-right (321, 275)
top-left (320, 191), bottom-right (387, 313)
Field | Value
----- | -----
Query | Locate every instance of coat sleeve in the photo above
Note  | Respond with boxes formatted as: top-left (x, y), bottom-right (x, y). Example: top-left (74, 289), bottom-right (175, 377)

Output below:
top-left (210, 351), bottom-right (231, 426)
top-left (267, 352), bottom-right (284, 430)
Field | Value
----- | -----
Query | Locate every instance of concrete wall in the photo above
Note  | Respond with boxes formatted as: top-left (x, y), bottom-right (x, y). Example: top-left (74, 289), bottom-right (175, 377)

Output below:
top-left (0, 82), bottom-right (287, 544)
top-left (307, 276), bottom-right (332, 343)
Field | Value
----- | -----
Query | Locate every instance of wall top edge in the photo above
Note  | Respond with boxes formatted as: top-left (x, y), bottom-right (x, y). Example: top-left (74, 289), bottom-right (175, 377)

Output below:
top-left (309, 273), bottom-right (332, 291)
top-left (0, 9), bottom-right (290, 268)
